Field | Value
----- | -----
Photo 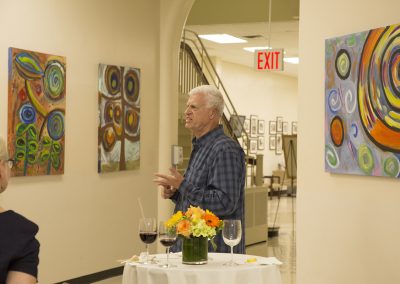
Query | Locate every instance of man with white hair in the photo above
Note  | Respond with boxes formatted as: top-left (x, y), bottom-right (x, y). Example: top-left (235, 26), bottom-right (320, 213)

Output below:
top-left (154, 85), bottom-right (246, 253)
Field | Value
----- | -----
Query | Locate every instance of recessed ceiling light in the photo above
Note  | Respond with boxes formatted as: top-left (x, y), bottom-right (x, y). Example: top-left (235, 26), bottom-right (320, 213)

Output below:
top-left (283, 57), bottom-right (299, 64)
top-left (198, 34), bottom-right (247, 44)
top-left (243, 46), bottom-right (271, 53)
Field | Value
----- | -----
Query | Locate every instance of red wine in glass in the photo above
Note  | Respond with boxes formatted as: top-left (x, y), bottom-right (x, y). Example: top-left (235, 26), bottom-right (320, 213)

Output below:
top-left (140, 232), bottom-right (157, 244)
top-left (139, 218), bottom-right (157, 264)
top-left (159, 221), bottom-right (177, 268)
top-left (160, 238), bottom-right (177, 247)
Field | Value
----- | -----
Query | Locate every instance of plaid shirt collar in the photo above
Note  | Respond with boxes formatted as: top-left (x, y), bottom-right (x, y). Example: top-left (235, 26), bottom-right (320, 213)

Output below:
top-left (192, 125), bottom-right (223, 149)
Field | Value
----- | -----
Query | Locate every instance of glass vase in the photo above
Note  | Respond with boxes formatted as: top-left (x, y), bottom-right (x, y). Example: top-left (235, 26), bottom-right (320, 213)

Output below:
top-left (182, 236), bottom-right (208, 264)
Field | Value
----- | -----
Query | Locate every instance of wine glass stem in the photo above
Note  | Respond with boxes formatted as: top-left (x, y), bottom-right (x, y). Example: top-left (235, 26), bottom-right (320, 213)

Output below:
top-left (166, 247), bottom-right (170, 267)
top-left (146, 244), bottom-right (149, 263)
top-left (230, 246), bottom-right (233, 264)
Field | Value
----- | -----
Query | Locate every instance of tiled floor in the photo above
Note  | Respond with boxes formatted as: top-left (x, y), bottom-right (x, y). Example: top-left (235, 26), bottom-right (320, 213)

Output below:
top-left (247, 196), bottom-right (297, 284)
top-left (96, 196), bottom-right (297, 284)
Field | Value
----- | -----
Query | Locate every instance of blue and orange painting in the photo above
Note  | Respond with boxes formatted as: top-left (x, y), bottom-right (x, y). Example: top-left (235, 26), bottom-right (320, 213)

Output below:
top-left (325, 23), bottom-right (400, 178)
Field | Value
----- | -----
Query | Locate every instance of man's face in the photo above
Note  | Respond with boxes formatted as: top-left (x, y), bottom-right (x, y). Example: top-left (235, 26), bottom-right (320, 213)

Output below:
top-left (184, 93), bottom-right (214, 137)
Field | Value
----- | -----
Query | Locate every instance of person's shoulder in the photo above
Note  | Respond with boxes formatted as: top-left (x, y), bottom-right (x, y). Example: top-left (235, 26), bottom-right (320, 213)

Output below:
top-left (213, 134), bottom-right (243, 153)
top-left (0, 210), bottom-right (39, 235)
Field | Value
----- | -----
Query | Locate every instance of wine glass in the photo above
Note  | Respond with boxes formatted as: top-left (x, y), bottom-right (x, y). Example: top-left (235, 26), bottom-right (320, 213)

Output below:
top-left (222, 219), bottom-right (242, 266)
top-left (158, 221), bottom-right (177, 268)
top-left (139, 218), bottom-right (157, 264)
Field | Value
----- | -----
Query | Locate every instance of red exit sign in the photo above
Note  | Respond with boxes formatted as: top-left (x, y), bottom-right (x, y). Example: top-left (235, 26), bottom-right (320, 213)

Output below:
top-left (254, 49), bottom-right (284, 71)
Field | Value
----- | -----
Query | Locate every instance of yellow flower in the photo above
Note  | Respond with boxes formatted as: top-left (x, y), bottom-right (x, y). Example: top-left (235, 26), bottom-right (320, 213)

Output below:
top-left (205, 209), bottom-right (216, 216)
top-left (166, 211), bottom-right (183, 228)
top-left (167, 206), bottom-right (223, 240)
top-left (185, 206), bottom-right (204, 220)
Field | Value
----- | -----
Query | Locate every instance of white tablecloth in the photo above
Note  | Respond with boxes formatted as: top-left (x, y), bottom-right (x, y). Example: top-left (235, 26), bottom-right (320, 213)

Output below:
top-left (122, 253), bottom-right (282, 284)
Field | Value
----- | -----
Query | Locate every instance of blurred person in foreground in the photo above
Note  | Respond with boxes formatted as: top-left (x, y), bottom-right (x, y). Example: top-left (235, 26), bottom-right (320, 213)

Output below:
top-left (154, 85), bottom-right (246, 253)
top-left (0, 137), bottom-right (40, 284)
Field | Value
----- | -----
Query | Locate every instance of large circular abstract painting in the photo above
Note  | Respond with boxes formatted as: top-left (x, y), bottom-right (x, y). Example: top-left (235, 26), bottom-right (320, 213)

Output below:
top-left (325, 23), bottom-right (400, 178)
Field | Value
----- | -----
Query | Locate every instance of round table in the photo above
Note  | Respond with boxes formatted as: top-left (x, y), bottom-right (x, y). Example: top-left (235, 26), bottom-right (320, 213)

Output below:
top-left (122, 253), bottom-right (282, 284)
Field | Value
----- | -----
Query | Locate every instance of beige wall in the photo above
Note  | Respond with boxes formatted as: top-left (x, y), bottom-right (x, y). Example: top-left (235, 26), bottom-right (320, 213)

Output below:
top-left (158, 0), bottom-right (194, 245)
top-left (298, 0), bottom-right (400, 283)
top-left (0, 0), bottom-right (166, 282)
top-left (217, 60), bottom-right (298, 175)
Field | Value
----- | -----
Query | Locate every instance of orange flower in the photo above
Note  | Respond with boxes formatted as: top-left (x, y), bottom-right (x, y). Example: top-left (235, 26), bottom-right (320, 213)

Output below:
top-left (185, 206), bottom-right (204, 220)
top-left (203, 213), bottom-right (220, 228)
top-left (176, 219), bottom-right (191, 237)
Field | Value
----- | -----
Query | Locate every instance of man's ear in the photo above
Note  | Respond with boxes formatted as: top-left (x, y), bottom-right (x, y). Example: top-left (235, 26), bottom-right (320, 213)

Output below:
top-left (209, 108), bottom-right (217, 119)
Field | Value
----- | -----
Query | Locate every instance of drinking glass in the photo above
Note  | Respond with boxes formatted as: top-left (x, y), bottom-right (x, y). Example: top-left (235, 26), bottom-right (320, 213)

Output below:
top-left (139, 218), bottom-right (157, 264)
top-left (222, 219), bottom-right (242, 266)
top-left (158, 221), bottom-right (177, 268)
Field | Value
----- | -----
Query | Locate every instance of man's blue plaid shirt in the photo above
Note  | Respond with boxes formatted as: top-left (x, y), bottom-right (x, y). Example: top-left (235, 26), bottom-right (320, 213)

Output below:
top-left (171, 125), bottom-right (246, 253)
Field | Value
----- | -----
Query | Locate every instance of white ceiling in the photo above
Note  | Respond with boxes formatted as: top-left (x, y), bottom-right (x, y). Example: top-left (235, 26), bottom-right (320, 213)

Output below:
top-left (185, 21), bottom-right (299, 77)
top-left (184, 0), bottom-right (299, 77)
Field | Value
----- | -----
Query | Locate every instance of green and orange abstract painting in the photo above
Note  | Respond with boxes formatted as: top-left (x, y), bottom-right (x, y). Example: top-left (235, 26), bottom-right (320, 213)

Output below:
top-left (325, 24), bottom-right (400, 178)
top-left (98, 64), bottom-right (140, 173)
top-left (8, 47), bottom-right (66, 176)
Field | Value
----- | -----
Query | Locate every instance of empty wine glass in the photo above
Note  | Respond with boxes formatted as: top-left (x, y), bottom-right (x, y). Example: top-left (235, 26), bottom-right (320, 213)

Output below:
top-left (139, 218), bottom-right (157, 264)
top-left (222, 219), bottom-right (242, 266)
top-left (158, 221), bottom-right (177, 268)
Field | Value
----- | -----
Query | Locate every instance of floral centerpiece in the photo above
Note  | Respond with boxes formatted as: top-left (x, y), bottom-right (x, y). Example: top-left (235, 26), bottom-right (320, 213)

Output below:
top-left (166, 206), bottom-right (223, 264)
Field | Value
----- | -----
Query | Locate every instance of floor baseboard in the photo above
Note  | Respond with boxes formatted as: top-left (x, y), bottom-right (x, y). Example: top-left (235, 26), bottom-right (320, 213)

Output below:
top-left (55, 266), bottom-right (123, 284)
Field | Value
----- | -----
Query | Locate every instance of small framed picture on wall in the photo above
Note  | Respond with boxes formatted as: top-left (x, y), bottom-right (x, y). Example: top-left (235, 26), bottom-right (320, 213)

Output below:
top-left (276, 133), bottom-right (283, 155)
top-left (276, 116), bottom-right (283, 132)
top-left (244, 119), bottom-right (250, 133)
top-left (250, 115), bottom-right (258, 137)
top-left (269, 121), bottom-right (277, 135)
top-left (258, 120), bottom-right (265, 134)
top-left (282, 121), bottom-right (289, 134)
top-left (292, 121), bottom-right (298, 135)
top-left (258, 136), bottom-right (265, 150)
top-left (269, 136), bottom-right (276, 150)
top-left (250, 139), bottom-right (258, 154)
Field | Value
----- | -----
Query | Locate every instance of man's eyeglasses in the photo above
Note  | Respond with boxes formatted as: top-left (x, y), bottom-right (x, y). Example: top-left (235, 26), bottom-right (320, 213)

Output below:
top-left (3, 159), bottom-right (14, 169)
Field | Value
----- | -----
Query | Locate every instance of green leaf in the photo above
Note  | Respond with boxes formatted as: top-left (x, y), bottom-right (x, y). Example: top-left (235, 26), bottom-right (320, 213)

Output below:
top-left (52, 142), bottom-right (62, 153)
top-left (16, 123), bottom-right (28, 136)
top-left (42, 136), bottom-right (52, 147)
top-left (51, 154), bottom-right (60, 170)
top-left (27, 152), bottom-right (37, 164)
top-left (27, 124), bottom-right (37, 139)
top-left (28, 140), bottom-right (38, 152)
top-left (16, 137), bottom-right (26, 148)
top-left (39, 150), bottom-right (50, 163)
top-left (15, 150), bottom-right (25, 161)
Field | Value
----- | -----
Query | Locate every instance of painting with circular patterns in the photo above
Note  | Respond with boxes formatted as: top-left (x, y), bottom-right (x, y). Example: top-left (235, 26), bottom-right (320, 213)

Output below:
top-left (325, 23), bottom-right (400, 178)
top-left (8, 48), bottom-right (66, 176)
top-left (98, 64), bottom-right (140, 173)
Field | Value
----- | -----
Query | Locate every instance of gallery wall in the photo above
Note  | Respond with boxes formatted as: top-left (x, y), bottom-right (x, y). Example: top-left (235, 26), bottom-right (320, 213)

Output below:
top-left (298, 0), bottom-right (400, 283)
top-left (0, 0), bottom-right (162, 282)
top-left (217, 60), bottom-right (298, 176)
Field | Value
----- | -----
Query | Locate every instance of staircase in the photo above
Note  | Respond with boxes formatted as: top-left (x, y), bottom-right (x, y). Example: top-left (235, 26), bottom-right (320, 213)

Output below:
top-left (178, 29), bottom-right (255, 185)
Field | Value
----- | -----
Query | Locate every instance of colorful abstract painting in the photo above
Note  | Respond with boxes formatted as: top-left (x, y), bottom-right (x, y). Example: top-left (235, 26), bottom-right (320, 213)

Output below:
top-left (8, 48), bottom-right (66, 176)
top-left (98, 64), bottom-right (140, 173)
top-left (325, 23), bottom-right (400, 178)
